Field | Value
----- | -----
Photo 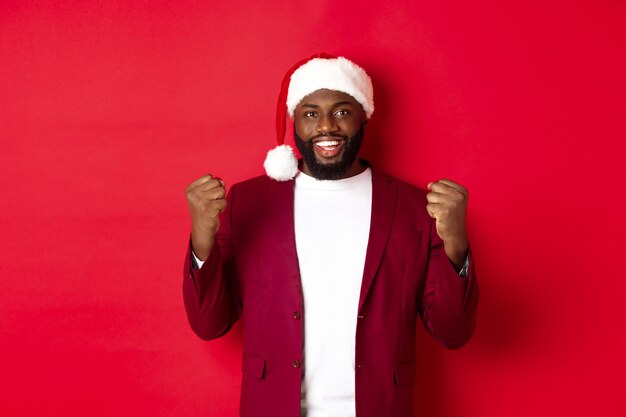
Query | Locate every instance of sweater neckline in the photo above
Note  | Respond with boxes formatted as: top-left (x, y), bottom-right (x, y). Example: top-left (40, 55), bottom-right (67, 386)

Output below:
top-left (295, 167), bottom-right (372, 190)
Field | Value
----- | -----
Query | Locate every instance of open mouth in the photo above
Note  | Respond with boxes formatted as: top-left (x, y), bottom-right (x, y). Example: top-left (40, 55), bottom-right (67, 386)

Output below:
top-left (313, 138), bottom-right (344, 158)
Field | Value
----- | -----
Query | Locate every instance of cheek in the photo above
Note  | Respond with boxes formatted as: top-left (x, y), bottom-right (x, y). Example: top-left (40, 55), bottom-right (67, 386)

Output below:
top-left (294, 120), bottom-right (314, 137)
top-left (340, 119), bottom-right (363, 135)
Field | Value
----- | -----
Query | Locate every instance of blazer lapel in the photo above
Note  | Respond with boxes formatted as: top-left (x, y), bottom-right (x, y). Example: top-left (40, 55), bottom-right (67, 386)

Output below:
top-left (264, 168), bottom-right (397, 310)
top-left (358, 168), bottom-right (397, 312)
top-left (266, 178), bottom-right (303, 302)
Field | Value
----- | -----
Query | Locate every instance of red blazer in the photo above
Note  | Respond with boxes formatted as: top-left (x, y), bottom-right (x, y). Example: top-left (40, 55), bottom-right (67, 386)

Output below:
top-left (183, 166), bottom-right (479, 417)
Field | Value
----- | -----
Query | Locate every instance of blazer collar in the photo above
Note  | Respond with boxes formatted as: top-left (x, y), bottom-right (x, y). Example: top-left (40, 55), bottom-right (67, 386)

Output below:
top-left (266, 177), bottom-right (303, 303)
top-left (265, 162), bottom-right (397, 311)
top-left (359, 164), bottom-right (397, 312)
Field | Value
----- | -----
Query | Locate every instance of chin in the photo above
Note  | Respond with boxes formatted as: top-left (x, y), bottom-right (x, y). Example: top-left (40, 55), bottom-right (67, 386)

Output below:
top-left (315, 155), bottom-right (344, 165)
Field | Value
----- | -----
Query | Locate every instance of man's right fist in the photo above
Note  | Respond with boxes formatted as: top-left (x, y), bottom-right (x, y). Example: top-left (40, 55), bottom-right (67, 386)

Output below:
top-left (185, 174), bottom-right (227, 261)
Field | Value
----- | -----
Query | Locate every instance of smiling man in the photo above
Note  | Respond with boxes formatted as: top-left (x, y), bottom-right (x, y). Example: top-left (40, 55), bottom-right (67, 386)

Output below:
top-left (294, 89), bottom-right (366, 180)
top-left (183, 54), bottom-right (479, 417)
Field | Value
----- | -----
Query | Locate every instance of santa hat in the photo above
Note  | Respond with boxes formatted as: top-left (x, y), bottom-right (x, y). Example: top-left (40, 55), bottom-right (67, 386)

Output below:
top-left (263, 53), bottom-right (375, 181)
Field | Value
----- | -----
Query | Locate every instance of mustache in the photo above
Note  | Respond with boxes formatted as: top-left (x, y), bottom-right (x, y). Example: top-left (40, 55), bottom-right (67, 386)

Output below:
top-left (311, 133), bottom-right (348, 141)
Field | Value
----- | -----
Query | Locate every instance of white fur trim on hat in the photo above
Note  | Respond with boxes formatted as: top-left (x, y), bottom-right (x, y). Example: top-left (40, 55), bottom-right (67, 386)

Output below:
top-left (286, 57), bottom-right (374, 118)
top-left (264, 144), bottom-right (299, 181)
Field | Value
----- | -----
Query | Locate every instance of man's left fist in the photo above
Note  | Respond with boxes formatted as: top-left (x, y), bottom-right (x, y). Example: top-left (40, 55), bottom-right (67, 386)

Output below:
top-left (426, 179), bottom-right (469, 267)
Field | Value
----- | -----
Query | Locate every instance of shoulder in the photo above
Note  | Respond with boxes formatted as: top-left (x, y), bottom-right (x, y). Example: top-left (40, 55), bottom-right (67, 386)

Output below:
top-left (230, 174), bottom-right (273, 193)
top-left (371, 166), bottom-right (432, 226)
top-left (371, 166), bottom-right (428, 200)
top-left (228, 174), bottom-right (293, 202)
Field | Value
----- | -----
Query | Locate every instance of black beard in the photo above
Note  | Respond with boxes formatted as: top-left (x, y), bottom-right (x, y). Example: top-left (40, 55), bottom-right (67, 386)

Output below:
top-left (294, 125), bottom-right (365, 181)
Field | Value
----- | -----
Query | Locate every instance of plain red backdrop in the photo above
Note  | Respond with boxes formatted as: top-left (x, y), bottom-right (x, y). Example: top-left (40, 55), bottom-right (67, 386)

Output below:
top-left (1, 1), bottom-right (625, 416)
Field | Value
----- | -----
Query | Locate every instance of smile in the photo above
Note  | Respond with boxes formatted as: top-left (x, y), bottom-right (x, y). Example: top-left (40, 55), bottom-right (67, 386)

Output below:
top-left (315, 139), bottom-right (341, 150)
top-left (313, 138), bottom-right (345, 158)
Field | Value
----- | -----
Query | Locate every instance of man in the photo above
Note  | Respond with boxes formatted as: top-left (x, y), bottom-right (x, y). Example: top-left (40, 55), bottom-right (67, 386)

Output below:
top-left (183, 53), bottom-right (479, 417)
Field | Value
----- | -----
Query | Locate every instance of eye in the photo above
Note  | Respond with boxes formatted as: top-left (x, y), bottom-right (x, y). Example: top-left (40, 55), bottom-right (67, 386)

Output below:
top-left (335, 109), bottom-right (350, 117)
top-left (304, 111), bottom-right (317, 118)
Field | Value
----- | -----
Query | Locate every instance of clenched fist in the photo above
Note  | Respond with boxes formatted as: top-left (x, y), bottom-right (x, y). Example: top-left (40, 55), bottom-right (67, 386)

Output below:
top-left (426, 179), bottom-right (469, 269)
top-left (185, 174), bottom-right (227, 261)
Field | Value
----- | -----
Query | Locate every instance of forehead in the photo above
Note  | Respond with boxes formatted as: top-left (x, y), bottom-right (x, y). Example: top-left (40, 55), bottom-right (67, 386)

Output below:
top-left (298, 88), bottom-right (360, 107)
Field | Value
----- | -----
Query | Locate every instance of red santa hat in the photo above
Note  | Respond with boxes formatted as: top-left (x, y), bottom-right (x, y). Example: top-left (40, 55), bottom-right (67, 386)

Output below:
top-left (264, 53), bottom-right (375, 181)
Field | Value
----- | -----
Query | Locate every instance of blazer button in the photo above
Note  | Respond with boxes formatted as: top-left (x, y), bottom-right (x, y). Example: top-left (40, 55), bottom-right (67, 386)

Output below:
top-left (293, 311), bottom-right (301, 320)
top-left (292, 360), bottom-right (301, 368)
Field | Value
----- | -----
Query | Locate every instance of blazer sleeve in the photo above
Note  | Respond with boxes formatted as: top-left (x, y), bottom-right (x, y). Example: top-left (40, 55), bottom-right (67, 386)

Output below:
top-left (182, 186), bottom-right (242, 341)
top-left (419, 218), bottom-right (479, 349)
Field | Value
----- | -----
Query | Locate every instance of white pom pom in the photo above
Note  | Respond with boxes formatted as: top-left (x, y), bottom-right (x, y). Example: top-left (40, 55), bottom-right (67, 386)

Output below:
top-left (264, 144), bottom-right (298, 181)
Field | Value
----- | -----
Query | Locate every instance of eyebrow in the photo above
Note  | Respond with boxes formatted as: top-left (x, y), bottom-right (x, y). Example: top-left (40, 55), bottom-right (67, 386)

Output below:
top-left (301, 101), bottom-right (354, 108)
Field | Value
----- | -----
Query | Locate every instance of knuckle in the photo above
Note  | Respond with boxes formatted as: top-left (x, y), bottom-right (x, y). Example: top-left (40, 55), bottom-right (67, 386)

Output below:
top-left (188, 193), bottom-right (199, 204)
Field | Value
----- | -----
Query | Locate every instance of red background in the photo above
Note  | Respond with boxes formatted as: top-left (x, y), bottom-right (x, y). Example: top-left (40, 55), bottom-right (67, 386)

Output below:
top-left (1, 1), bottom-right (625, 416)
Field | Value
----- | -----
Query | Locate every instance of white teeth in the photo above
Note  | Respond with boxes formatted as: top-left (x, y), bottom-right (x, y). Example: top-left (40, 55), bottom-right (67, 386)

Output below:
top-left (316, 140), bottom-right (340, 147)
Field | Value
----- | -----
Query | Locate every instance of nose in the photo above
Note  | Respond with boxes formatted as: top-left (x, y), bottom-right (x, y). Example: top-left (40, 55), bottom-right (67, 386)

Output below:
top-left (316, 114), bottom-right (339, 135)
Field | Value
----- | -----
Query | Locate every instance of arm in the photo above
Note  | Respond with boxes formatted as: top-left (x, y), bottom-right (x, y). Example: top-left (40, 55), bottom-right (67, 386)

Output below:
top-left (182, 180), bottom-right (241, 341)
top-left (419, 225), bottom-right (479, 349)
top-left (420, 178), bottom-right (479, 349)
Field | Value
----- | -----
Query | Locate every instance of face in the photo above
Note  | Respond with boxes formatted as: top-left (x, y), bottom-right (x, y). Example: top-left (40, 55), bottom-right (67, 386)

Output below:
top-left (293, 89), bottom-right (367, 180)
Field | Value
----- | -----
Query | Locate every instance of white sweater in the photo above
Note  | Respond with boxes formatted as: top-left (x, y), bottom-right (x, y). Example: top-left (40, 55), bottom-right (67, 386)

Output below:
top-left (295, 168), bottom-right (372, 417)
